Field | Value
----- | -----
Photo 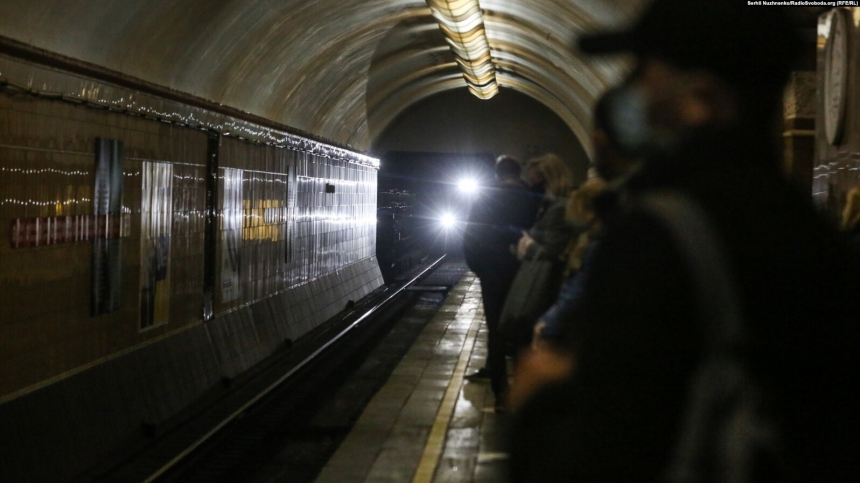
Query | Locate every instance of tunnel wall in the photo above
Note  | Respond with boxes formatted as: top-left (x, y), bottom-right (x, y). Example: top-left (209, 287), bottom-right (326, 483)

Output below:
top-left (0, 55), bottom-right (382, 483)
top-left (373, 88), bottom-right (591, 184)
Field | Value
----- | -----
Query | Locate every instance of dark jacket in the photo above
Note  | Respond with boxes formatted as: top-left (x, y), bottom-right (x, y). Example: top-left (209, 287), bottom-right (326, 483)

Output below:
top-left (538, 239), bottom-right (599, 341)
top-left (524, 196), bottom-right (574, 262)
top-left (846, 223), bottom-right (860, 257)
top-left (510, 127), bottom-right (860, 483)
top-left (463, 179), bottom-right (540, 284)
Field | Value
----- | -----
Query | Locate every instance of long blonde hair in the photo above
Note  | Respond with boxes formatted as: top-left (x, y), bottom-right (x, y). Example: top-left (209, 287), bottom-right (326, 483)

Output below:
top-left (531, 153), bottom-right (574, 198)
top-left (566, 177), bottom-right (608, 225)
top-left (564, 177), bottom-right (608, 274)
top-left (842, 186), bottom-right (860, 231)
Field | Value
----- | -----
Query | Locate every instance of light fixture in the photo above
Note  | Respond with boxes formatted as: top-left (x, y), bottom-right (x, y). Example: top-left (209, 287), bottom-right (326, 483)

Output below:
top-left (440, 212), bottom-right (457, 229)
top-left (426, 0), bottom-right (499, 99)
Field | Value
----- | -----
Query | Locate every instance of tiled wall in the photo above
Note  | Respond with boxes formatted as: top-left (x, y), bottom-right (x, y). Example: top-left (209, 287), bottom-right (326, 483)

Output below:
top-left (168, 162), bottom-right (208, 324)
top-left (202, 139), bottom-right (382, 380)
top-left (0, 57), bottom-right (382, 483)
top-left (292, 151), bottom-right (377, 282)
top-left (214, 139), bottom-right (377, 311)
top-left (0, 91), bottom-right (210, 398)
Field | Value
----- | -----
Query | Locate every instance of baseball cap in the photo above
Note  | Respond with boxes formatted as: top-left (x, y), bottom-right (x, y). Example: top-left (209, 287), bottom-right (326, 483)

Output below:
top-left (578, 0), bottom-right (802, 89)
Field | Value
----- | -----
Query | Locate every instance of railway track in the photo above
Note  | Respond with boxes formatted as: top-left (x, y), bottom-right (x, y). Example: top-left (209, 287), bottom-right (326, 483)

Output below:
top-left (76, 256), bottom-right (468, 483)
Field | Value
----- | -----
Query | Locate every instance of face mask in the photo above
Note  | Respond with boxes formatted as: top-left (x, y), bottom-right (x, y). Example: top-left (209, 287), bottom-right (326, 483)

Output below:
top-left (609, 84), bottom-right (683, 159)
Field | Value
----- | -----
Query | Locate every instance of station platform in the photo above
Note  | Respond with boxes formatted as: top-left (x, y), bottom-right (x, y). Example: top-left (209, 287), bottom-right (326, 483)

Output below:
top-left (314, 272), bottom-right (507, 483)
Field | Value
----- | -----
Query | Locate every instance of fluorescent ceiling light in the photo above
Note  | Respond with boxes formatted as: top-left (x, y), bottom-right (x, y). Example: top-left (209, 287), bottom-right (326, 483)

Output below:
top-left (427, 0), bottom-right (499, 99)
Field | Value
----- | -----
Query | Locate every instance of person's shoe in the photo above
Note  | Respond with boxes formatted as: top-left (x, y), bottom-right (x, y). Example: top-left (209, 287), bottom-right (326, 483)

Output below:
top-left (465, 368), bottom-right (491, 381)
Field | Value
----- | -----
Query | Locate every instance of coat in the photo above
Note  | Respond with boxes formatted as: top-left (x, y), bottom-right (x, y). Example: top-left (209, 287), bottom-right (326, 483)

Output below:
top-left (510, 127), bottom-right (860, 483)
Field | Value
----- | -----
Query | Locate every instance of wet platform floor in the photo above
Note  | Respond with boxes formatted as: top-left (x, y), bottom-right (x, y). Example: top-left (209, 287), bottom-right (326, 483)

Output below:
top-left (314, 272), bottom-right (507, 483)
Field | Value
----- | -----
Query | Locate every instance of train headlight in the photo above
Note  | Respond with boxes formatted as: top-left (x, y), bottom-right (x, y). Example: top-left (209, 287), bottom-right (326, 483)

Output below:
top-left (457, 177), bottom-right (478, 194)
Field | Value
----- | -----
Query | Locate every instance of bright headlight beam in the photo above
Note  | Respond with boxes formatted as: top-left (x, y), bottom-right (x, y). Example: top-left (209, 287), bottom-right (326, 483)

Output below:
top-left (440, 213), bottom-right (457, 228)
top-left (457, 178), bottom-right (478, 194)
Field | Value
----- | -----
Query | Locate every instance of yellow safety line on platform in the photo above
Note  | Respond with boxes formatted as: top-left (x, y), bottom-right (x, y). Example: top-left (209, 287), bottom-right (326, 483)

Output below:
top-left (411, 293), bottom-right (483, 483)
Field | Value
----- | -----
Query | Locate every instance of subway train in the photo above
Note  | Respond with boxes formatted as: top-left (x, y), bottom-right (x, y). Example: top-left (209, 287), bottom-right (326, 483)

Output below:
top-left (376, 189), bottom-right (423, 282)
top-left (375, 151), bottom-right (495, 280)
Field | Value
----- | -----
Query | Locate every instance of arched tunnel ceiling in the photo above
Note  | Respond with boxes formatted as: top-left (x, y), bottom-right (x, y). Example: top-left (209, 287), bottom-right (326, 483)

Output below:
top-left (0, 0), bottom-right (647, 156)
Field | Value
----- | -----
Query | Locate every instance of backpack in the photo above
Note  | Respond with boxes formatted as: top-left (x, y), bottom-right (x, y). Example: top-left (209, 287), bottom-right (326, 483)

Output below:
top-left (639, 192), bottom-right (786, 483)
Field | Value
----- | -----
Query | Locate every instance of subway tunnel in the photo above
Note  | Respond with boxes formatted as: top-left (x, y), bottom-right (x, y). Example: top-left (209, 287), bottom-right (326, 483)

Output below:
top-left (0, 2), bottom-right (856, 483)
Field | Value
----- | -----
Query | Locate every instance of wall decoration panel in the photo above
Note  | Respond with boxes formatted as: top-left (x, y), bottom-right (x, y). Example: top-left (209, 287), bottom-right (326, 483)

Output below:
top-left (140, 161), bottom-right (173, 330)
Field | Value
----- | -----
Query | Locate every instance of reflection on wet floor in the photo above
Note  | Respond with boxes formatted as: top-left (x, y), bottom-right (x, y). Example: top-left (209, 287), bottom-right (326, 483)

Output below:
top-left (314, 273), bottom-right (507, 483)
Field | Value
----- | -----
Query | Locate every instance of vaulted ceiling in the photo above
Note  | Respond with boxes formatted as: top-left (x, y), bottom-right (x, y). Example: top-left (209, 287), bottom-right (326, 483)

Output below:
top-left (0, 1), bottom-right (648, 154)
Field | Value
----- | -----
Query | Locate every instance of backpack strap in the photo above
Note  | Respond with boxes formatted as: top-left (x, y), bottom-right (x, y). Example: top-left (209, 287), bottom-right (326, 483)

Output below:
top-left (637, 192), bottom-right (745, 349)
top-left (636, 192), bottom-right (780, 483)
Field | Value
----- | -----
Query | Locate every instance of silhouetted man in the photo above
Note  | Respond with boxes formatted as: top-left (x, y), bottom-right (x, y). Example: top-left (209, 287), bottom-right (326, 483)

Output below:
top-left (463, 155), bottom-right (538, 409)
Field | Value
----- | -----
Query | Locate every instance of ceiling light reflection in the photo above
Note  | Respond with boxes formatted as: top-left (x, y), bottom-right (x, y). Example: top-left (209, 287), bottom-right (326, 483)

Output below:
top-left (427, 0), bottom-right (499, 99)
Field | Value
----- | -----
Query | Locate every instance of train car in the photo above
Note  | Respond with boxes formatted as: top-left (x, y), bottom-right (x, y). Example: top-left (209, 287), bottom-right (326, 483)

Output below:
top-left (377, 189), bottom-right (427, 282)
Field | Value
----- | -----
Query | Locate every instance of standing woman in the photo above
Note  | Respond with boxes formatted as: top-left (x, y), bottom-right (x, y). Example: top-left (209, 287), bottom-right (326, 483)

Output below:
top-left (517, 154), bottom-right (576, 263)
top-left (501, 154), bottom-right (576, 354)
